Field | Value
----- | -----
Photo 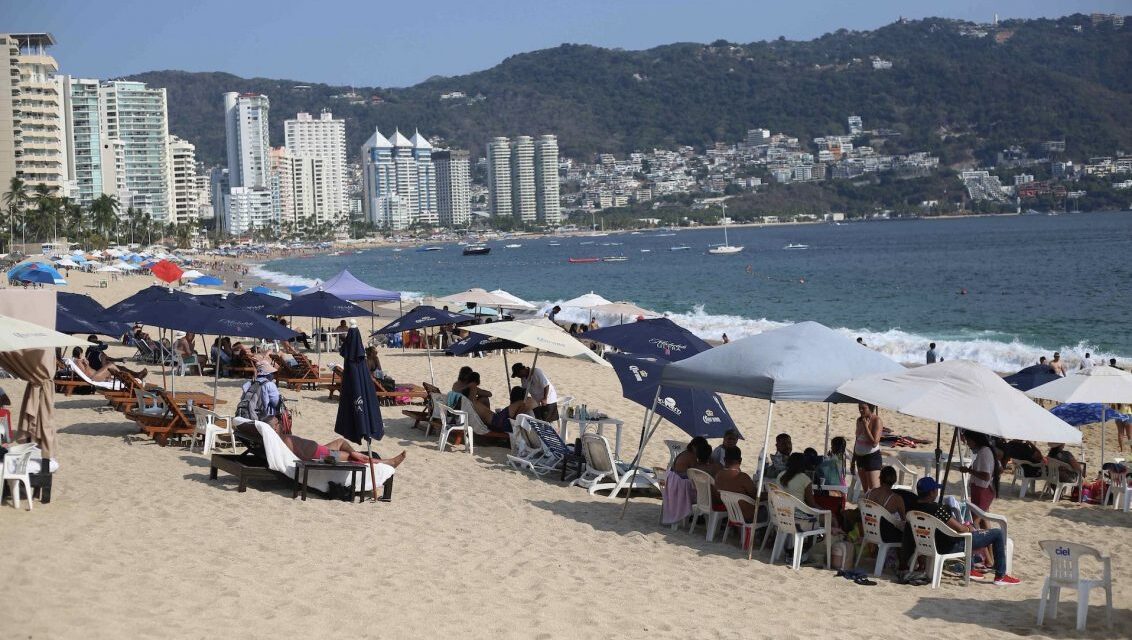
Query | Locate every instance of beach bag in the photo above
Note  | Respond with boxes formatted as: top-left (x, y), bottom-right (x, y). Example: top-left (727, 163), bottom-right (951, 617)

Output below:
top-left (276, 396), bottom-right (293, 435)
top-left (236, 380), bottom-right (266, 421)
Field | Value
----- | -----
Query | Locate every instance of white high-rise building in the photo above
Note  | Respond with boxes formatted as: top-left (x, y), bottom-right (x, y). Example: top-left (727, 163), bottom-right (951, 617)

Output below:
top-left (434, 149), bottom-right (470, 227)
top-left (486, 136), bottom-right (512, 218)
top-left (99, 80), bottom-right (170, 220)
top-left (534, 135), bottom-right (560, 225)
top-left (271, 146), bottom-right (325, 226)
top-left (166, 135), bottom-right (198, 224)
top-left (0, 33), bottom-right (68, 193)
top-left (360, 128), bottom-right (437, 229)
top-left (223, 92), bottom-right (272, 234)
top-left (284, 111), bottom-right (347, 224)
top-left (66, 77), bottom-right (104, 207)
top-left (510, 136), bottom-right (536, 223)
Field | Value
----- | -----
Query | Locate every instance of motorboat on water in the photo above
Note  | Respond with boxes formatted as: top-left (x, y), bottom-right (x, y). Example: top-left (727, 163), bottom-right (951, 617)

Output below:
top-left (568, 257), bottom-right (600, 264)
top-left (505, 243), bottom-right (522, 248)
top-left (783, 243), bottom-right (809, 250)
top-left (417, 246), bottom-right (443, 252)
top-left (462, 245), bottom-right (491, 256)
top-left (670, 245), bottom-right (691, 251)
top-left (601, 256), bottom-right (628, 262)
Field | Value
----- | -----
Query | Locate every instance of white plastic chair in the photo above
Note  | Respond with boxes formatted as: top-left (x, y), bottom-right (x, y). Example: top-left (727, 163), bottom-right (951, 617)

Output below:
top-left (1041, 459), bottom-right (1082, 503)
top-left (664, 439), bottom-right (686, 471)
top-left (435, 396), bottom-right (473, 454)
top-left (717, 490), bottom-right (759, 552)
top-left (2, 447), bottom-right (36, 510)
top-left (856, 499), bottom-right (903, 576)
top-left (687, 468), bottom-right (725, 541)
top-left (556, 395), bottom-right (575, 435)
top-left (967, 502), bottom-right (1014, 577)
top-left (190, 407), bottom-right (236, 456)
top-left (505, 416), bottom-right (545, 473)
top-left (1102, 468), bottom-right (1130, 512)
top-left (768, 490), bottom-right (832, 570)
top-left (881, 454), bottom-right (921, 486)
top-left (573, 433), bottom-right (659, 498)
top-left (1036, 540), bottom-right (1113, 631)
top-left (1011, 460), bottom-right (1044, 498)
top-left (907, 511), bottom-right (972, 589)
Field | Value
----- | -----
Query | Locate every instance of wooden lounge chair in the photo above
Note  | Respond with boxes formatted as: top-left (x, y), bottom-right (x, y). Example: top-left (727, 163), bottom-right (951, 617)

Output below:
top-left (373, 378), bottom-right (426, 406)
top-left (127, 389), bottom-right (197, 446)
top-left (271, 353), bottom-right (333, 390)
top-left (403, 382), bottom-right (443, 430)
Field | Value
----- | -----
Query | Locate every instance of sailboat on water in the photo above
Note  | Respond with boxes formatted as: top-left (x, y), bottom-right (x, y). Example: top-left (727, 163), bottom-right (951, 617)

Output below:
top-left (708, 204), bottom-right (743, 255)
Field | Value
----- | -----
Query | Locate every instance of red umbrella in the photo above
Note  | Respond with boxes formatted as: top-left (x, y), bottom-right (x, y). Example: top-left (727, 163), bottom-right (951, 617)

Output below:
top-left (150, 259), bottom-right (184, 284)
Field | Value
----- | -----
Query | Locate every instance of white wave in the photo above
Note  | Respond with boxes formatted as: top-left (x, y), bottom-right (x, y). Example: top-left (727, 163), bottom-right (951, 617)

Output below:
top-left (249, 264), bottom-right (319, 288)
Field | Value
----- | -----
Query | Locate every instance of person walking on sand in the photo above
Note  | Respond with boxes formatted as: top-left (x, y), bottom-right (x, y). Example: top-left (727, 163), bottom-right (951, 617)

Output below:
top-left (926, 342), bottom-right (939, 364)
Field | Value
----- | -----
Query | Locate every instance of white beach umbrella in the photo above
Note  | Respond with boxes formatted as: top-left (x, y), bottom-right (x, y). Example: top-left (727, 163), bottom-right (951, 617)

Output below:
top-left (116, 262), bottom-right (138, 271)
top-left (1026, 366), bottom-right (1132, 465)
top-left (488, 289), bottom-right (537, 310)
top-left (0, 315), bottom-right (89, 352)
top-left (54, 258), bottom-right (78, 268)
top-left (467, 317), bottom-right (610, 367)
top-left (437, 287), bottom-right (518, 309)
top-left (589, 301), bottom-right (660, 323)
top-left (181, 285), bottom-right (226, 296)
top-left (181, 269), bottom-right (205, 280)
top-left (94, 265), bottom-right (121, 273)
top-left (559, 291), bottom-right (613, 309)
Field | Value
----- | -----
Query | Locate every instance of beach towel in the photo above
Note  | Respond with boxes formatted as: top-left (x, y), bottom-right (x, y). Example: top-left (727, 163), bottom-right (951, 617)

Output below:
top-left (661, 470), bottom-right (694, 525)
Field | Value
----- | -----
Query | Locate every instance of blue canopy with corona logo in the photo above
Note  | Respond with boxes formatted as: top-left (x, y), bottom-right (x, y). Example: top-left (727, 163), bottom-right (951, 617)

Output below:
top-left (371, 305), bottom-right (472, 335)
top-left (582, 317), bottom-right (711, 361)
top-left (608, 352), bottom-right (737, 438)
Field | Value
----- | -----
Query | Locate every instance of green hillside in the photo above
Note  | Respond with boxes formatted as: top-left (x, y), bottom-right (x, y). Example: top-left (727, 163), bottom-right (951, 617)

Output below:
top-left (126, 14), bottom-right (1131, 166)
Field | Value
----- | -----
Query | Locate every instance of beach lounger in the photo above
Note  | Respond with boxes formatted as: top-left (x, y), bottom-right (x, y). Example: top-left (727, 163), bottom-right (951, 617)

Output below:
top-left (402, 383), bottom-right (442, 430)
top-left (505, 416), bottom-right (545, 473)
top-left (56, 357), bottom-right (125, 397)
top-left (522, 417), bottom-right (579, 476)
top-left (573, 433), bottom-right (660, 498)
top-left (127, 389), bottom-right (196, 446)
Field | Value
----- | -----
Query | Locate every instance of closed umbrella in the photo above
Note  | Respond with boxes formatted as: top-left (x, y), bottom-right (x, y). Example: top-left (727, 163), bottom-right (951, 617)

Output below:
top-left (1027, 366), bottom-right (1132, 468)
top-left (334, 325), bottom-right (385, 500)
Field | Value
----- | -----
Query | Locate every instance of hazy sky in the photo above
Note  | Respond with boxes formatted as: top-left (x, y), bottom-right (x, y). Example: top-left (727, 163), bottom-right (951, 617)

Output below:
top-left (6, 0), bottom-right (1130, 87)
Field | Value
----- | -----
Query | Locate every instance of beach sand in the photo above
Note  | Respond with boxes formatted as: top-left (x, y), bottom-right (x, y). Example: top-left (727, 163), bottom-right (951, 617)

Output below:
top-left (0, 269), bottom-right (1128, 639)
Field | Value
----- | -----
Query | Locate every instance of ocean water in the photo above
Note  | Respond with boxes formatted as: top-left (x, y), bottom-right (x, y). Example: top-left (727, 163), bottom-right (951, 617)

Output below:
top-left (256, 211), bottom-right (1132, 371)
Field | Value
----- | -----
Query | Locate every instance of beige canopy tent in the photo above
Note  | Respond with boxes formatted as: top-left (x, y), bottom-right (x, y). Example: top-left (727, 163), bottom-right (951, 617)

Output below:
top-left (0, 290), bottom-right (85, 459)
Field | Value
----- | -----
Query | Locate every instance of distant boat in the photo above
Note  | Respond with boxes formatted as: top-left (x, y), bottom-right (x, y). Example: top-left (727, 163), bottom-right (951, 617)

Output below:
top-left (670, 245), bottom-right (692, 251)
top-left (657, 233), bottom-right (676, 237)
top-left (600, 242), bottom-right (622, 246)
top-left (392, 248), bottom-right (403, 252)
top-left (417, 246), bottom-right (443, 252)
top-left (548, 241), bottom-right (562, 246)
top-left (568, 257), bottom-right (601, 264)
top-left (463, 245), bottom-right (491, 256)
top-left (505, 243), bottom-right (522, 248)
top-left (601, 256), bottom-right (628, 262)
top-left (708, 209), bottom-right (744, 255)
top-left (640, 249), bottom-right (651, 253)
top-left (783, 243), bottom-right (809, 250)
top-left (580, 241), bottom-right (595, 246)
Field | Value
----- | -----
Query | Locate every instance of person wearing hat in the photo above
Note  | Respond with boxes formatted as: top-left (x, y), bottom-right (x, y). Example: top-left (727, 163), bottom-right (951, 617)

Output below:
top-left (240, 360), bottom-right (282, 425)
top-left (908, 477), bottom-right (1019, 585)
top-left (512, 362), bottom-right (558, 422)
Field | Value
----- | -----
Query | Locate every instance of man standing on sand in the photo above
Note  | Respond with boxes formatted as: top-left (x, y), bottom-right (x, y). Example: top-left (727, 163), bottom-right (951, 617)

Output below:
top-left (1049, 352), bottom-right (1067, 376)
top-left (512, 362), bottom-right (559, 422)
top-left (926, 342), bottom-right (939, 364)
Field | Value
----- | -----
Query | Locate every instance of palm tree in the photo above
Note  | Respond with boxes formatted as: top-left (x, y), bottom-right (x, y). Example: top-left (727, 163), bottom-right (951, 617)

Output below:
top-left (90, 194), bottom-right (121, 248)
top-left (2, 177), bottom-right (28, 252)
top-left (32, 184), bottom-right (57, 244)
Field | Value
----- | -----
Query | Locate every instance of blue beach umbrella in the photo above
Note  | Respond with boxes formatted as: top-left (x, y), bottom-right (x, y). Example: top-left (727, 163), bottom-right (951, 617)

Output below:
top-left (56, 292), bottom-right (128, 336)
top-left (274, 290), bottom-right (373, 368)
top-left (191, 275), bottom-right (224, 286)
top-left (374, 305), bottom-right (474, 385)
top-left (227, 291), bottom-right (287, 314)
top-left (1004, 364), bottom-right (1061, 392)
top-left (608, 352), bottom-right (737, 438)
top-left (1049, 403), bottom-right (1130, 426)
top-left (8, 261), bottom-right (66, 284)
top-left (251, 285), bottom-right (273, 294)
top-left (333, 326), bottom-right (386, 500)
top-left (583, 317), bottom-right (711, 361)
top-left (286, 285), bottom-right (307, 294)
top-left (446, 332), bottom-right (524, 356)
top-left (19, 270), bottom-right (58, 285)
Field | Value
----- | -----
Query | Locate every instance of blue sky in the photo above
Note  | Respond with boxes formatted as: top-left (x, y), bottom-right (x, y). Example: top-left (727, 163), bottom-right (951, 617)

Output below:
top-left (6, 0), bottom-right (1130, 87)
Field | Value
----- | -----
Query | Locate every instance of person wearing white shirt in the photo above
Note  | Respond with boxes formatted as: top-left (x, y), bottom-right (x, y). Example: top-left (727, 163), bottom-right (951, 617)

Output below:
top-left (512, 362), bottom-right (559, 422)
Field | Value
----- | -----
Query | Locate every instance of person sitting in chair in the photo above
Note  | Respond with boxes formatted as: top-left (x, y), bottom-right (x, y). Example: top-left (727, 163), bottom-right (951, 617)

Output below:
top-left (1047, 443), bottom-right (1082, 481)
top-left (862, 466), bottom-right (906, 544)
top-left (488, 386), bottom-right (536, 433)
top-left (714, 446), bottom-right (761, 522)
top-left (673, 437), bottom-right (720, 477)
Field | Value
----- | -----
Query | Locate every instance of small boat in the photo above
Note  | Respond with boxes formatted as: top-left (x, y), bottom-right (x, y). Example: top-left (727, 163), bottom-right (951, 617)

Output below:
top-left (670, 245), bottom-right (691, 251)
top-left (601, 256), bottom-right (628, 262)
top-left (783, 243), bottom-right (809, 250)
top-left (392, 248), bottom-right (402, 253)
top-left (708, 212), bottom-right (744, 255)
top-left (657, 233), bottom-right (676, 237)
top-left (568, 257), bottom-right (600, 264)
top-left (579, 241), bottom-right (595, 246)
top-left (505, 243), bottom-right (522, 248)
top-left (640, 249), bottom-right (651, 253)
top-left (417, 246), bottom-right (443, 252)
top-left (600, 242), bottom-right (622, 246)
top-left (463, 245), bottom-right (491, 256)
top-left (548, 241), bottom-right (562, 247)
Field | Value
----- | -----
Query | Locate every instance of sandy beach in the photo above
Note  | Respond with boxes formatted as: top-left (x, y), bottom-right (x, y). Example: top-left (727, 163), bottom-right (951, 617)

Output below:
top-left (0, 268), bottom-right (1128, 639)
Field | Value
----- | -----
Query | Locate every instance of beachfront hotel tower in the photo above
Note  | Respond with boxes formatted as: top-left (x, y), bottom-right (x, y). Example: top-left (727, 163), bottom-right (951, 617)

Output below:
top-left (284, 111), bottom-right (348, 225)
top-left (486, 133), bottom-right (560, 226)
top-left (360, 127), bottom-right (438, 230)
top-left (486, 136), bottom-right (512, 218)
top-left (99, 80), bottom-right (170, 220)
top-left (534, 134), bottom-right (561, 225)
top-left (65, 77), bottom-right (103, 207)
top-left (0, 33), bottom-right (69, 194)
top-left (166, 135), bottom-right (198, 224)
top-left (434, 149), bottom-right (471, 227)
top-left (222, 92), bottom-right (272, 234)
top-left (510, 135), bottom-right (536, 223)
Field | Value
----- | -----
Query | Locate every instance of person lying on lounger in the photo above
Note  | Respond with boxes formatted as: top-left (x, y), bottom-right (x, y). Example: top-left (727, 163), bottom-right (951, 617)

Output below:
top-left (280, 433), bottom-right (407, 467)
top-left (69, 346), bottom-right (147, 380)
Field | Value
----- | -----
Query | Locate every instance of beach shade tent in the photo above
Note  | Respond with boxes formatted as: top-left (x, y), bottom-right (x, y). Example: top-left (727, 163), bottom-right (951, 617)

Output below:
top-left (373, 305), bottom-right (474, 385)
top-left (438, 288), bottom-right (520, 310)
top-left (296, 269), bottom-right (400, 302)
top-left (56, 292), bottom-right (128, 337)
top-left (181, 285), bottom-right (227, 297)
top-left (584, 317), bottom-right (711, 361)
top-left (657, 321), bottom-right (904, 556)
top-left (1004, 364), bottom-right (1062, 392)
top-left (837, 360), bottom-right (1083, 505)
top-left (274, 290), bottom-right (374, 367)
top-left (8, 261), bottom-right (66, 285)
top-left (589, 301), bottom-right (661, 325)
top-left (609, 353), bottom-right (737, 439)
top-left (227, 291), bottom-right (288, 315)
top-left (1026, 366), bottom-right (1132, 468)
top-left (150, 259), bottom-right (184, 284)
top-left (18, 270), bottom-right (59, 285)
top-left (180, 270), bottom-right (205, 281)
top-left (488, 289), bottom-right (537, 311)
top-left (466, 317), bottom-right (611, 391)
top-left (115, 262), bottom-right (139, 271)
top-left (190, 275), bottom-right (223, 287)
top-left (54, 258), bottom-right (78, 268)
top-left (334, 325), bottom-right (386, 500)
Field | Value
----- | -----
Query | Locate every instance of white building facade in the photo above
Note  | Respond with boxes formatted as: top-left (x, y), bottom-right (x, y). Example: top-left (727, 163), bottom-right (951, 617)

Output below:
top-left (534, 134), bottom-right (560, 225)
top-left (222, 92), bottom-right (272, 234)
top-left (360, 128), bottom-right (437, 229)
top-left (434, 149), bottom-right (470, 227)
top-left (284, 111), bottom-right (347, 224)
top-left (166, 135), bottom-right (198, 224)
top-left (99, 80), bottom-right (170, 220)
top-left (486, 136), bottom-right (512, 218)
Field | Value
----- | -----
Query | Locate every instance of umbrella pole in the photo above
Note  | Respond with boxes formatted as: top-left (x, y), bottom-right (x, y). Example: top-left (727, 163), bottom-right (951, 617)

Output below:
top-left (160, 328), bottom-right (167, 389)
top-left (620, 385), bottom-right (663, 519)
top-left (822, 402), bottom-right (831, 453)
top-left (526, 350), bottom-right (541, 393)
top-left (938, 426), bottom-right (959, 505)
top-left (935, 422), bottom-right (943, 481)
top-left (748, 400), bottom-right (776, 561)
top-left (1101, 417), bottom-right (1107, 480)
top-left (366, 438), bottom-right (379, 502)
top-left (957, 433), bottom-right (970, 503)
top-left (503, 350), bottom-right (510, 394)
top-left (426, 342), bottom-right (436, 387)
top-left (212, 334), bottom-right (222, 405)
top-left (399, 300), bottom-right (405, 352)
top-left (317, 318), bottom-right (322, 369)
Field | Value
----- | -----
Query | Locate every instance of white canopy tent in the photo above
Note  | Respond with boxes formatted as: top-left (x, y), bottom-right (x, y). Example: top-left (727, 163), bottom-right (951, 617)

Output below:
top-left (1025, 366), bottom-right (1132, 466)
top-left (657, 321), bottom-right (904, 558)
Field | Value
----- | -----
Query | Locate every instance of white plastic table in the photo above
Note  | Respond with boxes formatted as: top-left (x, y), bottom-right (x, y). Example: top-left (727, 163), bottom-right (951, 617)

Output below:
top-left (560, 416), bottom-right (626, 458)
top-left (892, 449), bottom-right (971, 478)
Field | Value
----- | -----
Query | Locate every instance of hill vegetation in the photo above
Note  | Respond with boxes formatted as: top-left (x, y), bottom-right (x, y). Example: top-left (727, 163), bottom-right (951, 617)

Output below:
top-left (128, 14), bottom-right (1131, 167)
